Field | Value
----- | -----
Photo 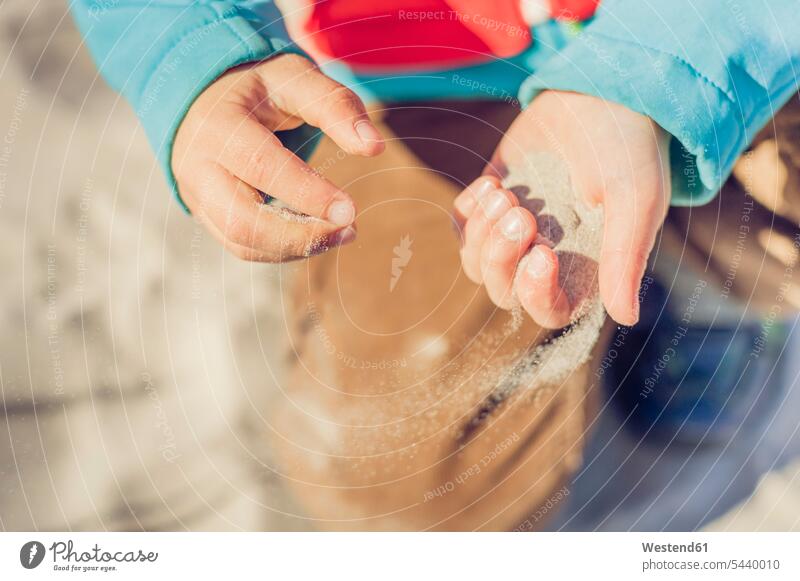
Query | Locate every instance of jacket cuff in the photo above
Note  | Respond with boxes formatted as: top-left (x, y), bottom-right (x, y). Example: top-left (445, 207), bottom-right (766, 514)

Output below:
top-left (518, 30), bottom-right (746, 207)
top-left (138, 14), bottom-right (319, 213)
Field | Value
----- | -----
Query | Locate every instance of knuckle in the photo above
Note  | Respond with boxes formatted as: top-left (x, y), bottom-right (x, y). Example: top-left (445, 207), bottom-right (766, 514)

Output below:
top-left (483, 253), bottom-right (512, 270)
top-left (258, 52), bottom-right (314, 79)
top-left (241, 141), bottom-right (280, 186)
top-left (279, 52), bottom-right (313, 69)
top-left (482, 242), bottom-right (512, 269)
top-left (464, 215), bottom-right (486, 242)
top-left (222, 214), bottom-right (254, 248)
top-left (323, 87), bottom-right (363, 120)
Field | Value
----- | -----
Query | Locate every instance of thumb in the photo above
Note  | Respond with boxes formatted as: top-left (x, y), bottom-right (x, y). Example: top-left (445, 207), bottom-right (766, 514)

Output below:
top-left (599, 183), bottom-right (668, 326)
top-left (262, 54), bottom-right (384, 157)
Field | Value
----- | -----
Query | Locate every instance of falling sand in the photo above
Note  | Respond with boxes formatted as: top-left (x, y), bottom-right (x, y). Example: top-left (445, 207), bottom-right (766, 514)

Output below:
top-left (501, 152), bottom-right (606, 390)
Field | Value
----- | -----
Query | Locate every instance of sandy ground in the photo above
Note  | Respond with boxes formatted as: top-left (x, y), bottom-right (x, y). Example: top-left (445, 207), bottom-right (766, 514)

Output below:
top-left (0, 0), bottom-right (305, 530)
top-left (0, 0), bottom-right (798, 531)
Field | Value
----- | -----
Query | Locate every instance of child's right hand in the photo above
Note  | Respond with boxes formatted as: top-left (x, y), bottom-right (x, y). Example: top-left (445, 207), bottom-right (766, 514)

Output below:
top-left (172, 53), bottom-right (384, 262)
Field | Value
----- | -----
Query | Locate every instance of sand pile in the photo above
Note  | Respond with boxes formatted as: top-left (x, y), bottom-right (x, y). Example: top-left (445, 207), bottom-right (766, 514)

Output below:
top-left (502, 152), bottom-right (607, 389)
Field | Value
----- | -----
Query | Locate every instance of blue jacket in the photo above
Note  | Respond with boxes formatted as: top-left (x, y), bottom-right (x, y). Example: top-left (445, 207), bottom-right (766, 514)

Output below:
top-left (70, 1), bottom-right (800, 210)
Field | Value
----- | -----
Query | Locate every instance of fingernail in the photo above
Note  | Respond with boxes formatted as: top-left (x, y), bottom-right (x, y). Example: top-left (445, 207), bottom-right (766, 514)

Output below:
top-left (332, 226), bottom-right (357, 246)
top-left (483, 192), bottom-right (511, 220)
top-left (454, 192), bottom-right (477, 215)
top-left (354, 120), bottom-right (382, 145)
top-left (327, 197), bottom-right (355, 226)
top-left (526, 247), bottom-right (551, 277)
top-left (499, 209), bottom-right (529, 241)
top-left (475, 178), bottom-right (497, 199)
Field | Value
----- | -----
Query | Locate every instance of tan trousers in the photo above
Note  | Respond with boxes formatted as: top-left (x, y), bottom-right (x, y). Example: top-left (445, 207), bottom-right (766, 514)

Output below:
top-left (269, 96), bottom-right (800, 531)
top-left (271, 102), bottom-right (598, 531)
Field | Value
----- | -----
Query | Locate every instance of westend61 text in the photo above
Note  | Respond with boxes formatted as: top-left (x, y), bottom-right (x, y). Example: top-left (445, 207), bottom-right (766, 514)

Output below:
top-left (642, 542), bottom-right (708, 553)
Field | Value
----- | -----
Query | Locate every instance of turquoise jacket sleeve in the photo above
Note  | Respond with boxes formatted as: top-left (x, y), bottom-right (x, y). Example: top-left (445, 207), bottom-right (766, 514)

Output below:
top-left (519, 0), bottom-right (800, 206)
top-left (69, 1), bottom-right (320, 212)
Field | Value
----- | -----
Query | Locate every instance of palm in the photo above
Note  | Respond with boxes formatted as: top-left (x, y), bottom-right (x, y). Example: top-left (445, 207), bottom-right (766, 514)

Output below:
top-left (489, 91), bottom-right (671, 325)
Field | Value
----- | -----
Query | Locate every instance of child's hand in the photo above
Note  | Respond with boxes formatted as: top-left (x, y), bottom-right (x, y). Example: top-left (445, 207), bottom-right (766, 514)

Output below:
top-left (454, 90), bottom-right (671, 327)
top-left (172, 53), bottom-right (384, 262)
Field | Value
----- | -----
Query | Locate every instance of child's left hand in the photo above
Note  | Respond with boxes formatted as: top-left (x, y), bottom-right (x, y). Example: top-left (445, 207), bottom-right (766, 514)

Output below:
top-left (453, 90), bottom-right (671, 328)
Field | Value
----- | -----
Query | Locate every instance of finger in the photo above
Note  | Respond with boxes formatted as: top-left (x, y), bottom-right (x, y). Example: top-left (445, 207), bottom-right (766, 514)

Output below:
top-left (181, 165), bottom-right (355, 262)
top-left (480, 207), bottom-right (537, 308)
top-left (263, 55), bottom-right (384, 157)
top-left (215, 112), bottom-right (356, 227)
top-left (461, 187), bottom-right (519, 283)
top-left (453, 175), bottom-right (501, 241)
top-left (516, 245), bottom-right (572, 329)
top-left (599, 189), bottom-right (667, 325)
